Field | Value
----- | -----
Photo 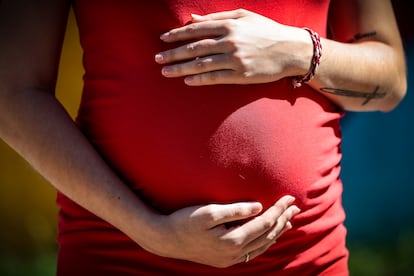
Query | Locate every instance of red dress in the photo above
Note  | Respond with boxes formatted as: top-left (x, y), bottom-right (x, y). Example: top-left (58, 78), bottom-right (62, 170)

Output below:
top-left (57, 0), bottom-right (349, 275)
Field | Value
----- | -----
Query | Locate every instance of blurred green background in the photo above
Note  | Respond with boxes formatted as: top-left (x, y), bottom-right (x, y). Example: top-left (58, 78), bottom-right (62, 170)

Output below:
top-left (1, 4), bottom-right (413, 276)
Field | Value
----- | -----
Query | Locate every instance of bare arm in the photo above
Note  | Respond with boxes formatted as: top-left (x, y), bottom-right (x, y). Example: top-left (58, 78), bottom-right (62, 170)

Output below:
top-left (155, 0), bottom-right (406, 112)
top-left (0, 0), bottom-right (165, 254)
top-left (0, 1), bottom-right (298, 267)
top-left (310, 0), bottom-right (407, 111)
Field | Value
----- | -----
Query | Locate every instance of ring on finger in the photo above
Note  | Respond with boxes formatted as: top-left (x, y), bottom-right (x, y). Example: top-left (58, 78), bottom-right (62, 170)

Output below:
top-left (245, 252), bottom-right (251, 263)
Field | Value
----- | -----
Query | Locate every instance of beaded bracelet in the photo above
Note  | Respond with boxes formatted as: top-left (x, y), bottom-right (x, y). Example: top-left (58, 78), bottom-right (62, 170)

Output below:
top-left (292, 27), bottom-right (322, 88)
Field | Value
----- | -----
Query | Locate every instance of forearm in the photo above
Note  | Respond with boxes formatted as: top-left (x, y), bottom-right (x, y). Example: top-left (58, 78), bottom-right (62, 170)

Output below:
top-left (0, 87), bottom-right (302, 266)
top-left (0, 3), bottom-right (301, 267)
top-left (0, 0), bottom-right (165, 247)
top-left (308, 38), bottom-right (406, 112)
top-left (154, 7), bottom-right (406, 113)
top-left (0, 87), bottom-right (163, 247)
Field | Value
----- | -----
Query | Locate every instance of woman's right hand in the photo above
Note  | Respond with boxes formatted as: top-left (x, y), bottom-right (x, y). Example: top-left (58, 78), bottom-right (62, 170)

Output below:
top-left (142, 195), bottom-right (300, 268)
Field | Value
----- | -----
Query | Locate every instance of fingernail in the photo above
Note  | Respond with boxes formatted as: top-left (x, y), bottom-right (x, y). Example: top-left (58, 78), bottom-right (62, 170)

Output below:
top-left (155, 54), bottom-right (164, 63)
top-left (286, 196), bottom-right (295, 205)
top-left (161, 66), bottom-right (172, 76)
top-left (292, 206), bottom-right (301, 215)
top-left (184, 76), bottom-right (194, 84)
top-left (250, 202), bottom-right (263, 214)
top-left (160, 32), bottom-right (170, 41)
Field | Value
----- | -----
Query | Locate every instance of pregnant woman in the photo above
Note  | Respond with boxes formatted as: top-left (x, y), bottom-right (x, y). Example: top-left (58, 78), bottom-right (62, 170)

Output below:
top-left (0, 0), bottom-right (406, 275)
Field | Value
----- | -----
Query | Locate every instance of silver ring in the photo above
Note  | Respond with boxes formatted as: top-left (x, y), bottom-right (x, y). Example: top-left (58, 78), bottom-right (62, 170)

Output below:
top-left (245, 252), bottom-right (250, 263)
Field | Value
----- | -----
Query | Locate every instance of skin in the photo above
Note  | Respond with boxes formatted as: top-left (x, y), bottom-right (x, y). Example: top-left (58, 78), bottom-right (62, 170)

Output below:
top-left (155, 0), bottom-right (407, 112)
top-left (0, 0), bottom-right (300, 268)
top-left (0, 0), bottom-right (407, 270)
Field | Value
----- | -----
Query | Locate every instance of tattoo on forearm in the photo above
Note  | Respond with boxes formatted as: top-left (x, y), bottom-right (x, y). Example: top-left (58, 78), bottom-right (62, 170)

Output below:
top-left (320, 86), bottom-right (385, 105)
top-left (347, 31), bottom-right (377, 43)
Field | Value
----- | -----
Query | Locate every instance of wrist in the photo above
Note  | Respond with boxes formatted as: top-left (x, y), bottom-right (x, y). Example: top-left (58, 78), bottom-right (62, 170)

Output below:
top-left (292, 27), bottom-right (322, 88)
top-left (280, 27), bottom-right (314, 78)
top-left (130, 212), bottom-right (173, 257)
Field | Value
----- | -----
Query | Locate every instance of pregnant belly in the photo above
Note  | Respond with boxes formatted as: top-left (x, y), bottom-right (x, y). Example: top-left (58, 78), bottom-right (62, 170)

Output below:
top-left (78, 82), bottom-right (342, 214)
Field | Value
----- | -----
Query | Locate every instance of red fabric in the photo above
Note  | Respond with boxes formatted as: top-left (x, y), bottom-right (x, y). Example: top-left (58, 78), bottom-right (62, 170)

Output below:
top-left (57, 0), bottom-right (349, 275)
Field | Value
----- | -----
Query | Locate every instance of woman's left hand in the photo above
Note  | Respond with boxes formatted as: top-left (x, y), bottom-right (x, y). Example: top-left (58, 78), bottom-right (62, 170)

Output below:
top-left (155, 9), bottom-right (312, 86)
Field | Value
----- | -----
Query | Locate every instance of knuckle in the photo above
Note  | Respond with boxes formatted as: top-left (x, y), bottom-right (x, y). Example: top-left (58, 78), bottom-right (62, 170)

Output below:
top-left (195, 58), bottom-right (207, 69)
top-left (222, 19), bottom-right (237, 33)
top-left (198, 204), bottom-right (219, 223)
top-left (232, 52), bottom-right (246, 69)
top-left (222, 235), bottom-right (244, 250)
top-left (231, 205), bottom-right (245, 217)
top-left (186, 43), bottom-right (198, 53)
top-left (259, 217), bottom-right (275, 230)
top-left (185, 24), bottom-right (197, 34)
top-left (206, 71), bottom-right (220, 82)
top-left (181, 24), bottom-right (198, 36)
top-left (222, 39), bottom-right (237, 52)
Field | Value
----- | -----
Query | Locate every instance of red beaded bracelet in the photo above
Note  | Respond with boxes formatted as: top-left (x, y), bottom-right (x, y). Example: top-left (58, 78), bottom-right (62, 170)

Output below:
top-left (292, 27), bottom-right (322, 88)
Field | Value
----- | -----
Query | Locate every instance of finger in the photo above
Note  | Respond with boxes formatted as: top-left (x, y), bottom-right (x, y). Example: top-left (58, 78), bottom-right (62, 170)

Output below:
top-left (277, 220), bottom-right (293, 238)
top-left (237, 238), bottom-right (276, 265)
top-left (241, 205), bottom-right (300, 253)
top-left (241, 222), bottom-right (288, 264)
top-left (230, 196), bottom-right (296, 243)
top-left (237, 206), bottom-right (299, 264)
top-left (191, 9), bottom-right (249, 22)
top-left (160, 21), bottom-right (227, 43)
top-left (183, 69), bottom-right (240, 86)
top-left (268, 205), bottom-right (300, 240)
top-left (238, 237), bottom-right (274, 264)
top-left (161, 54), bottom-right (233, 78)
top-left (155, 38), bottom-right (233, 65)
top-left (195, 202), bottom-right (263, 229)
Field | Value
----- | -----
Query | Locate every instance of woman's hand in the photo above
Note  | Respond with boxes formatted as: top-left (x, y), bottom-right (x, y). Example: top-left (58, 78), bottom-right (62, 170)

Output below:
top-left (155, 9), bottom-right (312, 86)
top-left (144, 195), bottom-right (300, 268)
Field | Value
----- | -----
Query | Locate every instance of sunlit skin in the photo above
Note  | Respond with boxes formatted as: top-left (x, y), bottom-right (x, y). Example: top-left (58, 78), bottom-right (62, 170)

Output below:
top-left (155, 2), bottom-right (406, 112)
top-left (0, 1), bottom-right (300, 267)
top-left (0, 0), bottom-right (406, 269)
